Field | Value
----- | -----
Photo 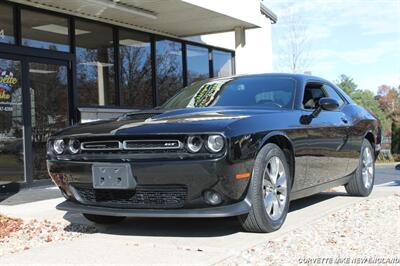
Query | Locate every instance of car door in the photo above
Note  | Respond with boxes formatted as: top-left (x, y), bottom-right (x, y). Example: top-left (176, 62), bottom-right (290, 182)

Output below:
top-left (300, 82), bottom-right (349, 187)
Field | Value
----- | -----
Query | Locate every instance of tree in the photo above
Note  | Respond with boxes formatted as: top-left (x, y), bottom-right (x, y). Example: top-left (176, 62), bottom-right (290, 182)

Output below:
top-left (350, 90), bottom-right (390, 133)
top-left (278, 11), bottom-right (312, 73)
top-left (376, 85), bottom-right (400, 115)
top-left (335, 74), bottom-right (357, 95)
top-left (335, 74), bottom-right (390, 134)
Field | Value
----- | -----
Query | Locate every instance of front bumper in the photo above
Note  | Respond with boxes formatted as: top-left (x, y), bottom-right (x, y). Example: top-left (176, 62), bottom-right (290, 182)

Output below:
top-left (47, 157), bottom-right (254, 210)
top-left (57, 198), bottom-right (251, 218)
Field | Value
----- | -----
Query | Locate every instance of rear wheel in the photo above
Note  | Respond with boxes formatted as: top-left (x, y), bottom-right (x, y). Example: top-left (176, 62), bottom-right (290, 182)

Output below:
top-left (83, 213), bottom-right (126, 224)
top-left (238, 143), bottom-right (291, 233)
top-left (345, 139), bottom-right (375, 196)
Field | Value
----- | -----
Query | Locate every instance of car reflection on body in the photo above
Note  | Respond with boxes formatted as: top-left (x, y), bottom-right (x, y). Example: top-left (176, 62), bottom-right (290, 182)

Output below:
top-left (47, 74), bottom-right (380, 233)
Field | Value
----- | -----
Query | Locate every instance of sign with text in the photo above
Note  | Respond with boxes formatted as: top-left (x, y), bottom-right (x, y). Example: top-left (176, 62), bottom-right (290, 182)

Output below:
top-left (0, 68), bottom-right (18, 112)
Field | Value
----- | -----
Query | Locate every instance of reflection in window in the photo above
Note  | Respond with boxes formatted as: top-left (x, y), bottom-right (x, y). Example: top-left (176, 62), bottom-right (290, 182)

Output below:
top-left (186, 45), bottom-right (209, 85)
top-left (29, 63), bottom-right (68, 180)
top-left (21, 9), bottom-right (69, 52)
top-left (119, 30), bottom-right (153, 107)
top-left (75, 20), bottom-right (115, 106)
top-left (213, 50), bottom-right (233, 77)
top-left (156, 39), bottom-right (183, 105)
top-left (162, 77), bottom-right (295, 109)
top-left (0, 59), bottom-right (24, 182)
top-left (0, 3), bottom-right (15, 44)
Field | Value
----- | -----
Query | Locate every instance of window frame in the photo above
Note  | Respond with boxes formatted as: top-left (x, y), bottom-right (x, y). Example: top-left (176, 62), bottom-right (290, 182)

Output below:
top-left (301, 81), bottom-right (349, 112)
top-left (322, 83), bottom-right (348, 108)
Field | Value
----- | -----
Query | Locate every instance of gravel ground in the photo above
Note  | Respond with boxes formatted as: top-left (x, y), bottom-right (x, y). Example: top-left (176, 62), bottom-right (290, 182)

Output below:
top-left (219, 192), bottom-right (400, 266)
top-left (0, 217), bottom-right (96, 256)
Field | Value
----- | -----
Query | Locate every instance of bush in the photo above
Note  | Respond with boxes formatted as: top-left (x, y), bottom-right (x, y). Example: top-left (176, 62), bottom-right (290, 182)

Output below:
top-left (392, 122), bottom-right (400, 155)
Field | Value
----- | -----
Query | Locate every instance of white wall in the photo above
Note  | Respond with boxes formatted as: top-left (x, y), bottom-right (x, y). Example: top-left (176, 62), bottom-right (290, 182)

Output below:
top-left (187, 15), bottom-right (273, 75)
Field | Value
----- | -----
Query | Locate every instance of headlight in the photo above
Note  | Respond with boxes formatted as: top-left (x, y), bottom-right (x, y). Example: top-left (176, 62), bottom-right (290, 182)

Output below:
top-left (68, 139), bottom-right (80, 154)
top-left (206, 135), bottom-right (224, 153)
top-left (186, 136), bottom-right (203, 153)
top-left (53, 139), bottom-right (66, 154)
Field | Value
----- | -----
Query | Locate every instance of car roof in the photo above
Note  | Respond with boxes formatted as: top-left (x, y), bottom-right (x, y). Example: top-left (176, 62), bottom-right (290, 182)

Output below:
top-left (226, 73), bottom-right (331, 83)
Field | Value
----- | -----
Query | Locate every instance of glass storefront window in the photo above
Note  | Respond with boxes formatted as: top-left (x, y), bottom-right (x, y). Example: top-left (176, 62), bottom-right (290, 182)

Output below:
top-left (29, 62), bottom-right (69, 180)
top-left (0, 3), bottom-right (15, 44)
top-left (21, 9), bottom-right (69, 52)
top-left (75, 20), bottom-right (115, 106)
top-left (119, 30), bottom-right (153, 108)
top-left (0, 58), bottom-right (24, 182)
top-left (156, 39), bottom-right (183, 105)
top-left (186, 45), bottom-right (209, 85)
top-left (213, 50), bottom-right (233, 77)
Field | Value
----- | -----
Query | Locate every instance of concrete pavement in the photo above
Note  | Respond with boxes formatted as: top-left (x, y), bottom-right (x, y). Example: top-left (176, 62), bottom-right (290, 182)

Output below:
top-left (1, 185), bottom-right (399, 265)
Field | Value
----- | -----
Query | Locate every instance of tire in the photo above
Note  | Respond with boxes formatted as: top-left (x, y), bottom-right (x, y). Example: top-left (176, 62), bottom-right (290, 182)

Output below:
top-left (345, 139), bottom-right (375, 197)
top-left (83, 213), bottom-right (126, 224)
top-left (238, 143), bottom-right (292, 233)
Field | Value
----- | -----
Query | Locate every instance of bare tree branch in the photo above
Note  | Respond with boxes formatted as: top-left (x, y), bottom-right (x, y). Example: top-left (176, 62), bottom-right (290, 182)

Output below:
top-left (277, 10), bottom-right (313, 73)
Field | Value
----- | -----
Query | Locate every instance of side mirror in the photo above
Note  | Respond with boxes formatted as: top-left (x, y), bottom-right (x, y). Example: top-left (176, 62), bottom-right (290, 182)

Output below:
top-left (319, 97), bottom-right (339, 111)
top-left (301, 97), bottom-right (340, 124)
top-left (311, 97), bottom-right (339, 118)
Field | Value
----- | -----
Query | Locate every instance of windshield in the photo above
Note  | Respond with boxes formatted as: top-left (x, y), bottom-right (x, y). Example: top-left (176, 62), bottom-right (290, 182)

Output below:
top-left (161, 76), bottom-right (295, 109)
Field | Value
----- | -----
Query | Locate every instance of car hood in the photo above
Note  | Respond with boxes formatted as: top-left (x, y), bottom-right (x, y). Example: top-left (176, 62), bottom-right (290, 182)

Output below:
top-left (54, 107), bottom-right (282, 137)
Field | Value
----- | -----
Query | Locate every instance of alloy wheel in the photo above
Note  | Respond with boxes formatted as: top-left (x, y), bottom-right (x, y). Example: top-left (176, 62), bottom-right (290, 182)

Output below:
top-left (262, 156), bottom-right (288, 220)
top-left (361, 147), bottom-right (374, 189)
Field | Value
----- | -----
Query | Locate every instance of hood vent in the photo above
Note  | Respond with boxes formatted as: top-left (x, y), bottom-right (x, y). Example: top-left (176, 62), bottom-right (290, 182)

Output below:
top-left (119, 112), bottom-right (162, 121)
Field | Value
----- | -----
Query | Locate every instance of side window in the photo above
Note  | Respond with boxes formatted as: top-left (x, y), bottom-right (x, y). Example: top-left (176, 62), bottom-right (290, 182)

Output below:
top-left (323, 85), bottom-right (345, 107)
top-left (302, 83), bottom-right (327, 109)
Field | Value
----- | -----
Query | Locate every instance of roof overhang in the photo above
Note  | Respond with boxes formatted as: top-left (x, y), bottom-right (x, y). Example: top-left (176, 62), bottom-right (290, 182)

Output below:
top-left (9, 0), bottom-right (272, 38)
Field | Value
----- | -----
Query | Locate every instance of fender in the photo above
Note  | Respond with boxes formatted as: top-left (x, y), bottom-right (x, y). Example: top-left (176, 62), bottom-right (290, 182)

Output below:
top-left (258, 131), bottom-right (295, 153)
top-left (257, 131), bottom-right (296, 188)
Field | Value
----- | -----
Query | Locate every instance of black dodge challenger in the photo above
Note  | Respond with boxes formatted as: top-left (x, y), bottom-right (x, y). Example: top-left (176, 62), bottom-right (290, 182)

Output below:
top-left (47, 73), bottom-right (381, 233)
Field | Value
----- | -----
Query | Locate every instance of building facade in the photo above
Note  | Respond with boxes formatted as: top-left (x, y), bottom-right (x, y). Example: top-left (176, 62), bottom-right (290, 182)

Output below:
top-left (0, 0), bottom-right (276, 187)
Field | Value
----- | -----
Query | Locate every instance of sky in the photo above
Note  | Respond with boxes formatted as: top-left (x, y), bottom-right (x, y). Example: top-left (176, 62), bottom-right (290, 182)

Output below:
top-left (264, 0), bottom-right (400, 93)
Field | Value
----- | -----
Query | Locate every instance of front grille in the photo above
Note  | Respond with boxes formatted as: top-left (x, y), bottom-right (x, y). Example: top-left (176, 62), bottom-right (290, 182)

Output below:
top-left (81, 141), bottom-right (121, 151)
top-left (73, 185), bottom-right (187, 209)
top-left (123, 140), bottom-right (182, 150)
top-left (79, 139), bottom-right (183, 152)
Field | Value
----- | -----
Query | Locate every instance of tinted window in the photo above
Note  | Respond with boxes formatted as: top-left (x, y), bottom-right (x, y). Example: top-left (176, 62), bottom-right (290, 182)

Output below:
top-left (186, 45), bottom-right (209, 84)
top-left (323, 84), bottom-right (345, 107)
top-left (156, 39), bottom-right (183, 105)
top-left (303, 84), bottom-right (326, 109)
top-left (21, 10), bottom-right (69, 52)
top-left (75, 20), bottom-right (115, 106)
top-left (0, 3), bottom-right (15, 44)
top-left (213, 50), bottom-right (233, 77)
top-left (162, 77), bottom-right (295, 109)
top-left (119, 30), bottom-right (153, 108)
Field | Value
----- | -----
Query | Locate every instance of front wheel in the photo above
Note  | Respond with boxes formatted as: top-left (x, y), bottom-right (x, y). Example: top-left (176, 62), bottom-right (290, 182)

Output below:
top-left (83, 213), bottom-right (126, 224)
top-left (238, 143), bottom-right (291, 233)
top-left (345, 139), bottom-right (375, 196)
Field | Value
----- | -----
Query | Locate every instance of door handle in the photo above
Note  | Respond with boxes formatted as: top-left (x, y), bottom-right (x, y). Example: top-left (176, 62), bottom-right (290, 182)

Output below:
top-left (341, 117), bottom-right (348, 124)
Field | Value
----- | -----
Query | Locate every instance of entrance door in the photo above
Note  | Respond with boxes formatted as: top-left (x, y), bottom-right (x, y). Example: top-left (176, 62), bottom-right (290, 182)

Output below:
top-left (0, 54), bottom-right (70, 184)
top-left (0, 57), bottom-right (24, 183)
top-left (28, 60), bottom-right (69, 180)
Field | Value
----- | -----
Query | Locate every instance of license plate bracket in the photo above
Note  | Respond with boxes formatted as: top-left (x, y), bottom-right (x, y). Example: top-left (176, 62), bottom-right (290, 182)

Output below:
top-left (92, 163), bottom-right (136, 189)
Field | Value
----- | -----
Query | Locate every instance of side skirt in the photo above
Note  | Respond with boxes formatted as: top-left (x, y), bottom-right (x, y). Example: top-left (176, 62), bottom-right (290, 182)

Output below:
top-left (290, 175), bottom-right (352, 201)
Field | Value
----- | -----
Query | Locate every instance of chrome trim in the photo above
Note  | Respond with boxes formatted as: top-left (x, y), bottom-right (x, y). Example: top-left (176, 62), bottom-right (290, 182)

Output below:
top-left (122, 140), bottom-right (183, 150)
top-left (81, 140), bottom-right (122, 151)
